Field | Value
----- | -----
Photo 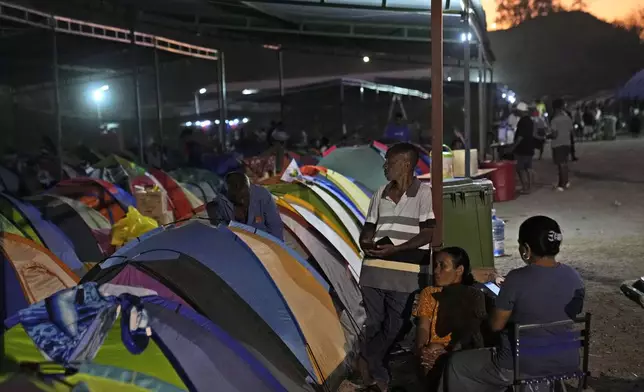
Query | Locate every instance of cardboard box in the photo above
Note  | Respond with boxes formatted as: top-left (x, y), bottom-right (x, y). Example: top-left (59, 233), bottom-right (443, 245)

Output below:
top-left (151, 211), bottom-right (174, 226)
top-left (135, 187), bottom-right (168, 218)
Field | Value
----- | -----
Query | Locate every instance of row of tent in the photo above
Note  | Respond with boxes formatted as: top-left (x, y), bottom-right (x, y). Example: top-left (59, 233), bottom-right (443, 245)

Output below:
top-left (1, 143), bottom-right (430, 391)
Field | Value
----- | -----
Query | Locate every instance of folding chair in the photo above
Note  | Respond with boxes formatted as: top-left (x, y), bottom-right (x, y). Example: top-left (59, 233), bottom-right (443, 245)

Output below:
top-left (512, 313), bottom-right (591, 392)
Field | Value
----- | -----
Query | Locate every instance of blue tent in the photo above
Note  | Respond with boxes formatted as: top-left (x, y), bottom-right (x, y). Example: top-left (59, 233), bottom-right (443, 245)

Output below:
top-left (94, 221), bottom-right (315, 378)
top-left (0, 193), bottom-right (83, 273)
top-left (617, 69), bottom-right (644, 99)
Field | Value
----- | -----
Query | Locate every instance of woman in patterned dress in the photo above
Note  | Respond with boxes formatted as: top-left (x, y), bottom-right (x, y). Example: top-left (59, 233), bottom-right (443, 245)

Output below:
top-left (414, 247), bottom-right (487, 390)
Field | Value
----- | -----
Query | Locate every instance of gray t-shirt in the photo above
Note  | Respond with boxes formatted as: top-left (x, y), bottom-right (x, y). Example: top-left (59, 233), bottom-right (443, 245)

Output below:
top-left (495, 263), bottom-right (585, 375)
top-left (550, 113), bottom-right (573, 148)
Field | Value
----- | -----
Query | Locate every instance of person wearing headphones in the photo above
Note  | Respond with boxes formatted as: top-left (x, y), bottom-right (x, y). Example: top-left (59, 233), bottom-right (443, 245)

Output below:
top-left (438, 216), bottom-right (585, 391)
top-left (225, 172), bottom-right (284, 240)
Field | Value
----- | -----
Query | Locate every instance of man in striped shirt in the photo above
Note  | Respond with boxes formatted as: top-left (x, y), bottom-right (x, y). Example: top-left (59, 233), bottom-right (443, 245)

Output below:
top-left (358, 142), bottom-right (435, 391)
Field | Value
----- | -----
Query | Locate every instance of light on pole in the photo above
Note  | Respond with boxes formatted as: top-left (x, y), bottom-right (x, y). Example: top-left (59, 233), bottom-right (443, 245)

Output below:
top-left (91, 85), bottom-right (109, 124)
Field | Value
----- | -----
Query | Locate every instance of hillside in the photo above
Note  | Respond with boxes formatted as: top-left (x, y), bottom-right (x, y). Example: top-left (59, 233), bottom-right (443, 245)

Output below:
top-left (489, 11), bottom-right (644, 100)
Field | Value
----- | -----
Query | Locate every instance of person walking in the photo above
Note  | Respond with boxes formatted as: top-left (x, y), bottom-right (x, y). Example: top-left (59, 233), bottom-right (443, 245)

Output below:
top-left (512, 103), bottom-right (535, 194)
top-left (358, 142), bottom-right (435, 392)
top-left (549, 99), bottom-right (573, 192)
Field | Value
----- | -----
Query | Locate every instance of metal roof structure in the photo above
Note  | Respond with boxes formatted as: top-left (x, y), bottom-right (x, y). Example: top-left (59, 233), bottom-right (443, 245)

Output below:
top-left (130, 0), bottom-right (493, 63)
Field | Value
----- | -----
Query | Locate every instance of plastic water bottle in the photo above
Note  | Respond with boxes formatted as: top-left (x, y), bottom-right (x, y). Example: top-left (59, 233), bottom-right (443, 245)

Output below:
top-left (492, 209), bottom-right (505, 257)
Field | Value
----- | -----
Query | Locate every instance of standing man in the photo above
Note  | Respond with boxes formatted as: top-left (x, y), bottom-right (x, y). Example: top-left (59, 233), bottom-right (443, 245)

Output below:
top-left (358, 142), bottom-right (435, 391)
top-left (512, 102), bottom-right (535, 194)
top-left (225, 172), bottom-right (284, 240)
top-left (550, 99), bottom-right (573, 192)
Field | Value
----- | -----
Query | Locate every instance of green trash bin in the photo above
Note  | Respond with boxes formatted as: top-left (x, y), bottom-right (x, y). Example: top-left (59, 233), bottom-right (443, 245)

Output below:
top-left (442, 178), bottom-right (495, 273)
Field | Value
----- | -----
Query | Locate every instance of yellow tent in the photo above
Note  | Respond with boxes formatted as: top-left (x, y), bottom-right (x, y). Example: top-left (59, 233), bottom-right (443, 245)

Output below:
top-left (231, 227), bottom-right (348, 386)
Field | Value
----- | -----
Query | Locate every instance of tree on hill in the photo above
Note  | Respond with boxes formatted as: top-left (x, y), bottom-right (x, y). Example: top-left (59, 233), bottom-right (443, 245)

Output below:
top-left (615, 8), bottom-right (644, 39)
top-left (495, 0), bottom-right (564, 27)
top-left (571, 0), bottom-right (587, 11)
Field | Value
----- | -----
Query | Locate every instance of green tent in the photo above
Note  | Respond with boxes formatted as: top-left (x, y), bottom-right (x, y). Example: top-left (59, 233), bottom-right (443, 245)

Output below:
top-left (318, 146), bottom-right (387, 192)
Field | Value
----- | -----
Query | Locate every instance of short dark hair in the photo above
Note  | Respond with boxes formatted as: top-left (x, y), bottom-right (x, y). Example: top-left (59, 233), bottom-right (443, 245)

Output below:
top-left (225, 172), bottom-right (249, 193)
top-left (395, 112), bottom-right (404, 119)
top-left (436, 246), bottom-right (475, 286)
top-left (518, 216), bottom-right (563, 257)
top-left (552, 98), bottom-right (565, 112)
top-left (387, 142), bottom-right (419, 166)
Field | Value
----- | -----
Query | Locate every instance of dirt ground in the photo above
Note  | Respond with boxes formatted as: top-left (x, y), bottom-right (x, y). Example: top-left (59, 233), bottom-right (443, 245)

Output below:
top-left (377, 138), bottom-right (644, 392)
top-left (494, 137), bottom-right (644, 391)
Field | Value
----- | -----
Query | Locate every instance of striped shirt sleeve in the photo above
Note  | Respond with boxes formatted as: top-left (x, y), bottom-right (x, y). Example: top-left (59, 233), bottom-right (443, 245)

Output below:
top-left (418, 184), bottom-right (435, 223)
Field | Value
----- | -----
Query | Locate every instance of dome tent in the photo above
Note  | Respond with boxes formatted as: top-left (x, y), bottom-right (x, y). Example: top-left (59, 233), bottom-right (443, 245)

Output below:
top-left (81, 221), bottom-right (316, 391)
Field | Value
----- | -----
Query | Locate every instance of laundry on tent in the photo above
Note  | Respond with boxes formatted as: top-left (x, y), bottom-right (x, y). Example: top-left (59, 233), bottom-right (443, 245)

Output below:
top-left (1, 233), bottom-right (79, 321)
top-left (49, 178), bottom-right (135, 224)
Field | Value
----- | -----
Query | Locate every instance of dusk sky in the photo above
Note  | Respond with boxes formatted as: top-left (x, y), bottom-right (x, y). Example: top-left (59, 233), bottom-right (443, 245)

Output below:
top-left (481, 0), bottom-right (640, 29)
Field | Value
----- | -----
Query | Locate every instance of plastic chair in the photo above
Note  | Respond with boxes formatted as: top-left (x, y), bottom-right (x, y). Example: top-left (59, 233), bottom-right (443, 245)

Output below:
top-left (511, 313), bottom-right (591, 392)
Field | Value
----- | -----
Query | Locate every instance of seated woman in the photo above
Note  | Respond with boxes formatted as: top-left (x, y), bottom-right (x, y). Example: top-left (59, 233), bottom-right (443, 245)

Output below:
top-left (439, 216), bottom-right (585, 392)
top-left (414, 247), bottom-right (487, 390)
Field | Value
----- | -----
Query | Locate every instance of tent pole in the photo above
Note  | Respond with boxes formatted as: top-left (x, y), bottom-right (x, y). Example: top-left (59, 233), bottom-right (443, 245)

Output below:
top-left (217, 51), bottom-right (227, 151)
top-left (130, 27), bottom-right (144, 164)
top-left (430, 0), bottom-right (444, 247)
top-left (478, 45), bottom-right (484, 160)
top-left (463, 0), bottom-right (471, 178)
top-left (153, 41), bottom-right (165, 168)
top-left (51, 20), bottom-right (63, 181)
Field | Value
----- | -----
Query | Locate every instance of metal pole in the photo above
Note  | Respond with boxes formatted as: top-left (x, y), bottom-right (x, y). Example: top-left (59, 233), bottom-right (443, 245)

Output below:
top-left (194, 93), bottom-right (200, 115)
top-left (153, 41), bottom-right (165, 167)
top-left (488, 67), bottom-right (494, 154)
top-left (481, 64), bottom-right (487, 160)
top-left (463, 0), bottom-right (471, 178)
top-left (217, 51), bottom-right (227, 150)
top-left (278, 49), bottom-right (285, 123)
top-left (130, 28), bottom-right (144, 163)
top-left (51, 22), bottom-right (63, 181)
top-left (431, 0), bottom-right (444, 247)
top-left (340, 83), bottom-right (345, 136)
top-left (478, 45), bottom-right (484, 160)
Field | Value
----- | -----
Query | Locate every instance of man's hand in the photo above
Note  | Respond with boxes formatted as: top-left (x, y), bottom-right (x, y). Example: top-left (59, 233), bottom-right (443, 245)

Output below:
top-left (365, 243), bottom-right (397, 258)
top-left (360, 243), bottom-right (375, 256)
